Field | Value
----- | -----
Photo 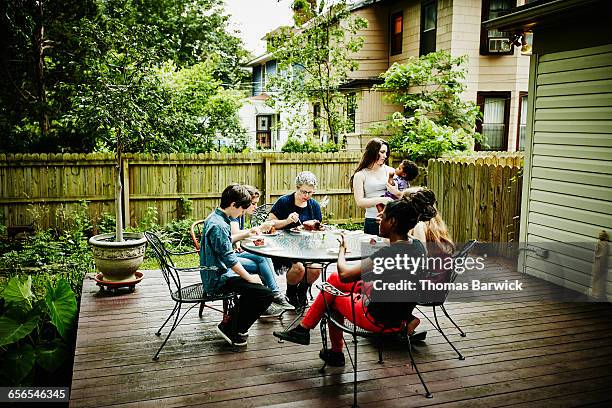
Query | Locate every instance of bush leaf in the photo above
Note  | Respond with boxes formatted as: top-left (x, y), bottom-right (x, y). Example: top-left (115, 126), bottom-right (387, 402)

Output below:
top-left (36, 340), bottom-right (68, 373)
top-left (1, 344), bottom-right (36, 384)
top-left (45, 279), bottom-right (77, 339)
top-left (1, 276), bottom-right (34, 311)
top-left (0, 315), bottom-right (40, 347)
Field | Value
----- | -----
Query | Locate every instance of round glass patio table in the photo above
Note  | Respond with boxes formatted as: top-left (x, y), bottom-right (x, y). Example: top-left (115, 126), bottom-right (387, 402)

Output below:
top-left (240, 229), bottom-right (379, 266)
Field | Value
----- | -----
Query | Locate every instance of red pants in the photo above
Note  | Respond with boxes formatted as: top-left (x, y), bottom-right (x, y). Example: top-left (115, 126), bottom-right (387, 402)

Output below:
top-left (301, 272), bottom-right (402, 352)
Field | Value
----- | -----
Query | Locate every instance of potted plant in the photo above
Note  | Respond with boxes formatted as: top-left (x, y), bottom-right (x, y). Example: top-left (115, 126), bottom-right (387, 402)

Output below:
top-left (81, 14), bottom-right (158, 282)
top-left (88, 130), bottom-right (146, 282)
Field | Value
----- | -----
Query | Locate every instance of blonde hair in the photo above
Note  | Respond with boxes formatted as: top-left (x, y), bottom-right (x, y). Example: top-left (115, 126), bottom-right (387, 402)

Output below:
top-left (424, 214), bottom-right (455, 256)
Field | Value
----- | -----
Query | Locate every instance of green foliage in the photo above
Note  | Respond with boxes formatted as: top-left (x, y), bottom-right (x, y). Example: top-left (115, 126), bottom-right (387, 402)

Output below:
top-left (374, 51), bottom-right (483, 161)
top-left (0, 203), bottom-right (91, 386)
top-left (138, 207), bottom-right (160, 233)
top-left (96, 213), bottom-right (117, 235)
top-left (177, 197), bottom-right (193, 220)
top-left (0, 275), bottom-right (78, 385)
top-left (281, 137), bottom-right (340, 153)
top-left (267, 1), bottom-right (368, 143)
top-left (337, 220), bottom-right (364, 231)
top-left (1, 0), bottom-right (249, 153)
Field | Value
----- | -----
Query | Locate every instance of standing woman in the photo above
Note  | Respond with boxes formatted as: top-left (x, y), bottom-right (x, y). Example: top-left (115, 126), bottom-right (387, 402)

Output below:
top-left (351, 138), bottom-right (396, 235)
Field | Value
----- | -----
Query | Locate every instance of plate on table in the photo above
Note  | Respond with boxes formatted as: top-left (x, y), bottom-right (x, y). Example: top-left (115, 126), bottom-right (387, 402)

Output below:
top-left (289, 227), bottom-right (304, 234)
top-left (261, 231), bottom-right (281, 236)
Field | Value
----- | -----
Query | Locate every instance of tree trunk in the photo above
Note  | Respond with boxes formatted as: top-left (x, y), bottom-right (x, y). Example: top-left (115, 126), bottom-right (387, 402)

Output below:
top-left (33, 0), bottom-right (49, 136)
top-left (115, 129), bottom-right (124, 242)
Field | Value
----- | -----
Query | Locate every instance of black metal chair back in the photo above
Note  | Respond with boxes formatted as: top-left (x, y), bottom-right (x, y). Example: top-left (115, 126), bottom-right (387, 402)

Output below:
top-left (144, 231), bottom-right (238, 360)
top-left (249, 203), bottom-right (274, 227)
top-left (417, 239), bottom-right (477, 360)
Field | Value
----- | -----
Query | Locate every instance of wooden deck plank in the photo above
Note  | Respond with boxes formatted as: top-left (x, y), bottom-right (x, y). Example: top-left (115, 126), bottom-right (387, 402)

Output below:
top-left (70, 258), bottom-right (612, 407)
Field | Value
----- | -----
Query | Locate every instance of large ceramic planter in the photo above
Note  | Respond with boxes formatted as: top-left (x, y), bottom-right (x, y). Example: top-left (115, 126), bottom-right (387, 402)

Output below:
top-left (89, 232), bottom-right (147, 282)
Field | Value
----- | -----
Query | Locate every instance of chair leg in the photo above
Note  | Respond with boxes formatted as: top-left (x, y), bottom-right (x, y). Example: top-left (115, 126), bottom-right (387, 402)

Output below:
top-left (156, 303), bottom-right (179, 335)
top-left (353, 333), bottom-right (358, 408)
top-left (433, 306), bottom-right (465, 360)
top-left (153, 302), bottom-right (182, 361)
top-left (407, 337), bottom-right (433, 398)
top-left (319, 316), bottom-right (328, 373)
top-left (199, 301), bottom-right (205, 318)
top-left (441, 304), bottom-right (466, 337)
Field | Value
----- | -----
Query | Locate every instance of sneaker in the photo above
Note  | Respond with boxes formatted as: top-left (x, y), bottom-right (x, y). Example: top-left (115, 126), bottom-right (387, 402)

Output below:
top-left (260, 303), bottom-right (284, 318)
top-left (237, 330), bottom-right (249, 337)
top-left (216, 322), bottom-right (247, 346)
top-left (406, 317), bottom-right (421, 336)
top-left (273, 294), bottom-right (295, 311)
top-left (273, 326), bottom-right (310, 345)
top-left (319, 349), bottom-right (345, 367)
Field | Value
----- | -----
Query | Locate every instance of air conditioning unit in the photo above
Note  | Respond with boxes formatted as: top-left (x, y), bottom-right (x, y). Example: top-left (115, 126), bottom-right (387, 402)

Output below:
top-left (488, 38), bottom-right (511, 53)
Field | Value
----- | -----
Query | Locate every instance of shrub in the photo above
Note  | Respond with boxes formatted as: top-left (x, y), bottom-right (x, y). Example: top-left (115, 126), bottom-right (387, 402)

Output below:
top-left (281, 137), bottom-right (340, 153)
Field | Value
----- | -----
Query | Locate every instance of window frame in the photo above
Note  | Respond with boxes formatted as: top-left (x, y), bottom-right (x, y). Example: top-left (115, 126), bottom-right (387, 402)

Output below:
top-left (390, 11), bottom-right (403, 56)
top-left (516, 91), bottom-right (528, 151)
top-left (480, 0), bottom-right (515, 56)
top-left (419, 0), bottom-right (437, 56)
top-left (476, 91), bottom-right (511, 151)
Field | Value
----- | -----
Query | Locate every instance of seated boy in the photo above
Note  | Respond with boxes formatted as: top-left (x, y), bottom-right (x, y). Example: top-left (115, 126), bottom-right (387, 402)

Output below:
top-left (200, 184), bottom-right (275, 346)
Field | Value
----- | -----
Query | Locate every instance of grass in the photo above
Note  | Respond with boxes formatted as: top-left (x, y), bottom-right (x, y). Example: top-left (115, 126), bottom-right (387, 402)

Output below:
top-left (141, 252), bottom-right (199, 270)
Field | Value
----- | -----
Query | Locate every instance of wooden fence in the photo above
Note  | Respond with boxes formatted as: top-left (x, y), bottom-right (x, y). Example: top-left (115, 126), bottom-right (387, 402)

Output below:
top-left (1, 152), bottom-right (523, 252)
top-left (428, 153), bottom-right (524, 256)
top-left (0, 152), bottom-right (367, 229)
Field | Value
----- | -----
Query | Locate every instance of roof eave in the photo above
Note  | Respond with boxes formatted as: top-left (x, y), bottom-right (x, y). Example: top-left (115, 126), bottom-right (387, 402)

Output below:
top-left (483, 0), bottom-right (602, 31)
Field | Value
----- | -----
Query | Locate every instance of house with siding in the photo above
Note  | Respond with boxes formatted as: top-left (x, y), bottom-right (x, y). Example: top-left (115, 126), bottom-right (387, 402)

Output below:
top-left (485, 0), bottom-right (612, 299)
top-left (242, 0), bottom-right (531, 151)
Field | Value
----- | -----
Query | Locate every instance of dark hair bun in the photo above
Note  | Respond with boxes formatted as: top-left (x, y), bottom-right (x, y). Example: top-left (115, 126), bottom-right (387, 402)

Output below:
top-left (407, 189), bottom-right (437, 222)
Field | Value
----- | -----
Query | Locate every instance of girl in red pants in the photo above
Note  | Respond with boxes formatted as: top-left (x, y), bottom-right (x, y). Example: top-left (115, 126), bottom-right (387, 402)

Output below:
top-left (273, 189), bottom-right (437, 366)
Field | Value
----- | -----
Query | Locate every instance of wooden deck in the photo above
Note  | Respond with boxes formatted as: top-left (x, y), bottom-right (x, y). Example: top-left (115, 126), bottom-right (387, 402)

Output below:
top-left (70, 258), bottom-right (612, 407)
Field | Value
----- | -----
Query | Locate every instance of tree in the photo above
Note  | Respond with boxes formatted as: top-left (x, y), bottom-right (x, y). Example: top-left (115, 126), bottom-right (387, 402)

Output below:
top-left (266, 0), bottom-right (367, 144)
top-left (0, 0), bottom-right (248, 153)
top-left (374, 51), bottom-right (483, 162)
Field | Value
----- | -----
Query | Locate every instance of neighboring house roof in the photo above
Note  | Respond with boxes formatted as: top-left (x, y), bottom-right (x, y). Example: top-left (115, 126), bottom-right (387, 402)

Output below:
top-left (248, 93), bottom-right (271, 101)
top-left (245, 93), bottom-right (276, 114)
top-left (245, 0), bottom-right (382, 67)
top-left (483, 0), bottom-right (603, 31)
top-left (348, 0), bottom-right (385, 12)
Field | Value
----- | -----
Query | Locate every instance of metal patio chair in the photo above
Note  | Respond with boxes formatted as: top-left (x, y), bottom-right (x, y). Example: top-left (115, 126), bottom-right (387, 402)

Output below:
top-left (145, 231), bottom-right (238, 361)
top-left (416, 239), bottom-right (478, 360)
top-left (318, 280), bottom-right (433, 406)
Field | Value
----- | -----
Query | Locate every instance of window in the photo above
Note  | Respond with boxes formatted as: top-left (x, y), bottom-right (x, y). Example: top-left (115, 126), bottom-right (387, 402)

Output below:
top-left (390, 12), bottom-right (403, 56)
top-left (252, 65), bottom-right (262, 96)
top-left (480, 0), bottom-right (514, 55)
top-left (346, 93), bottom-right (356, 133)
top-left (313, 103), bottom-right (321, 139)
top-left (261, 63), bottom-right (266, 91)
top-left (420, 1), bottom-right (437, 56)
top-left (265, 60), bottom-right (276, 91)
top-left (517, 93), bottom-right (528, 150)
top-left (256, 115), bottom-right (271, 148)
top-left (476, 92), bottom-right (510, 151)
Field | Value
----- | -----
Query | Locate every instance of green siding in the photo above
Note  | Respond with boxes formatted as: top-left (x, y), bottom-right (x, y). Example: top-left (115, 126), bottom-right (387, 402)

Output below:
top-left (521, 43), bottom-right (612, 299)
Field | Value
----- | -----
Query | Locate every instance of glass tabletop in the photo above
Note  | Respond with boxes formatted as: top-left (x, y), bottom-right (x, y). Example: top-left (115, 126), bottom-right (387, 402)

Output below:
top-left (241, 230), bottom-right (384, 263)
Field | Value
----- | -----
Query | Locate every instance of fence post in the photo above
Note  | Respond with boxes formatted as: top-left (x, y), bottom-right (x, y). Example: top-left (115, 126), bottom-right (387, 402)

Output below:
top-left (264, 156), bottom-right (271, 204)
top-left (122, 157), bottom-right (130, 228)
